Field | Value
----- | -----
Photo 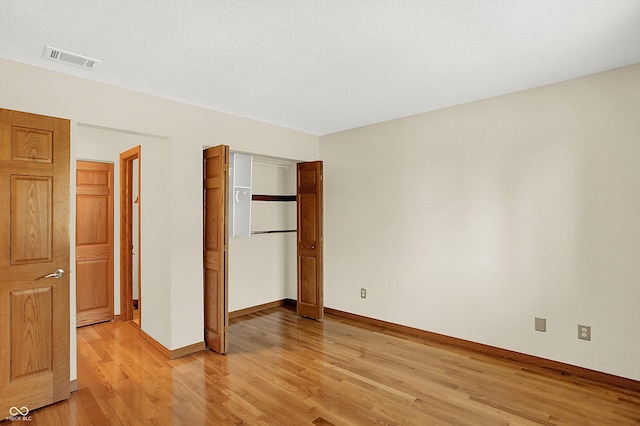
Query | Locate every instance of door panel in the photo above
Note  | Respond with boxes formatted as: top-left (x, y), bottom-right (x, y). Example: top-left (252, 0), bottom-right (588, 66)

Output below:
top-left (10, 126), bottom-right (53, 163)
top-left (11, 287), bottom-right (53, 380)
top-left (10, 175), bottom-right (53, 264)
top-left (296, 161), bottom-right (324, 320)
top-left (299, 256), bottom-right (317, 305)
top-left (203, 145), bottom-right (229, 353)
top-left (0, 108), bottom-right (70, 415)
top-left (76, 161), bottom-right (114, 327)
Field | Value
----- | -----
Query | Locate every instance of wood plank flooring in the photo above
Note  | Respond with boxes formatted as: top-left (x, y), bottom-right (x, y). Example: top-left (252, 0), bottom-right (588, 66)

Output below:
top-left (23, 307), bottom-right (640, 425)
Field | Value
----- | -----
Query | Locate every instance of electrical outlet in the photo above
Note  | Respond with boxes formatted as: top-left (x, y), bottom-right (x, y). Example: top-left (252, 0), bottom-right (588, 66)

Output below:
top-left (578, 325), bottom-right (591, 341)
top-left (360, 288), bottom-right (366, 299)
top-left (535, 317), bottom-right (546, 332)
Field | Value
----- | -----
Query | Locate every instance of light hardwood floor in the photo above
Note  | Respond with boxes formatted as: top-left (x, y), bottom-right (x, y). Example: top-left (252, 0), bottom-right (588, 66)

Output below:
top-left (24, 307), bottom-right (640, 425)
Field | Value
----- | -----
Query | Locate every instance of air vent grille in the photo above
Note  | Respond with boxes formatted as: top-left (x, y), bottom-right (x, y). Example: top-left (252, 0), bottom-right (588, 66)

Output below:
top-left (43, 46), bottom-right (100, 69)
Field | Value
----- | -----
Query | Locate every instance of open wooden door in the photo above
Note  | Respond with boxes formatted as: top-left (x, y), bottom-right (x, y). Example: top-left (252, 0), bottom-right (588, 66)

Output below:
top-left (119, 146), bottom-right (140, 323)
top-left (296, 161), bottom-right (324, 320)
top-left (203, 145), bottom-right (229, 353)
top-left (76, 161), bottom-right (114, 327)
top-left (0, 108), bottom-right (70, 415)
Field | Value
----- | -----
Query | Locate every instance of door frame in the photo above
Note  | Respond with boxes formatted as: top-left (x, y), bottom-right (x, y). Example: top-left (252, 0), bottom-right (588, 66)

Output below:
top-left (119, 146), bottom-right (141, 323)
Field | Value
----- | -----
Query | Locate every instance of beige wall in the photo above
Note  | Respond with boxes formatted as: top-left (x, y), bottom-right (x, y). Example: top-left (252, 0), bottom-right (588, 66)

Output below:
top-left (320, 64), bottom-right (640, 380)
top-left (0, 59), bottom-right (319, 381)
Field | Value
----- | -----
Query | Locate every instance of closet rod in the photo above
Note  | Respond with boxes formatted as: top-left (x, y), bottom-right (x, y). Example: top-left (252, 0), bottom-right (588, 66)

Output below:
top-left (252, 194), bottom-right (296, 202)
top-left (251, 230), bottom-right (296, 235)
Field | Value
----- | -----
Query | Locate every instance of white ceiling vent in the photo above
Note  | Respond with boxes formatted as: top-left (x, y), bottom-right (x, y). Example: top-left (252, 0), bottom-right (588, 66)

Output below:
top-left (43, 46), bottom-right (100, 69)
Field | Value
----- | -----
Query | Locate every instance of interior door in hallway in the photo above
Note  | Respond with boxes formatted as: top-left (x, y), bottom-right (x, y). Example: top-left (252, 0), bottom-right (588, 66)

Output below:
top-left (76, 161), bottom-right (114, 327)
top-left (203, 145), bottom-right (229, 353)
top-left (119, 146), bottom-right (140, 323)
top-left (0, 108), bottom-right (70, 414)
top-left (296, 161), bottom-right (324, 320)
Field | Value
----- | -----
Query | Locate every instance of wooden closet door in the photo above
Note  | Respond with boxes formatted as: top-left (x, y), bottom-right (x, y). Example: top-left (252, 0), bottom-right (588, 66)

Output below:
top-left (296, 161), bottom-right (324, 320)
top-left (203, 145), bottom-right (229, 353)
top-left (76, 161), bottom-right (114, 327)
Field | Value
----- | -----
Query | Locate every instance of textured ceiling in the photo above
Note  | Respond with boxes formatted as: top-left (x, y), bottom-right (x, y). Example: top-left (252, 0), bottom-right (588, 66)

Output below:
top-left (1, 1), bottom-right (639, 135)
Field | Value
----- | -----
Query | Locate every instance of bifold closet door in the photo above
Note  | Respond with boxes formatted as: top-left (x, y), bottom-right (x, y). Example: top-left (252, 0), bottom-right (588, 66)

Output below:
top-left (203, 145), bottom-right (229, 353)
top-left (296, 161), bottom-right (324, 320)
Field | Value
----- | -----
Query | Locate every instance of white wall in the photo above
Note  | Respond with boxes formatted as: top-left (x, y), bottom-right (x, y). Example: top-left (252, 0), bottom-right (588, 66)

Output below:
top-left (0, 59), bottom-right (319, 380)
top-left (320, 64), bottom-right (640, 381)
top-left (229, 158), bottom-right (297, 311)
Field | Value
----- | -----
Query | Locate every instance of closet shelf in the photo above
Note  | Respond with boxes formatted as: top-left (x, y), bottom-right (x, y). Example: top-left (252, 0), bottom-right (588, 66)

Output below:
top-left (252, 194), bottom-right (296, 202)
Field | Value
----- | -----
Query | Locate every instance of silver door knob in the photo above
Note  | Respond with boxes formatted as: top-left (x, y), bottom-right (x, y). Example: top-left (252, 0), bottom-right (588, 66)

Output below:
top-left (42, 269), bottom-right (64, 279)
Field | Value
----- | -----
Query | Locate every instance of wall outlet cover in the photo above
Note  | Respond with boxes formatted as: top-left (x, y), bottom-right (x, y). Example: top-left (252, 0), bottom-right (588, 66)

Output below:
top-left (535, 317), bottom-right (546, 332)
top-left (578, 324), bottom-right (591, 341)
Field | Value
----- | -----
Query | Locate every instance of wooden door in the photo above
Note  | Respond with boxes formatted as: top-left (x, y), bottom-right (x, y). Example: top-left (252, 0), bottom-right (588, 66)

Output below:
top-left (76, 161), bottom-right (114, 327)
top-left (203, 145), bottom-right (229, 353)
top-left (119, 146), bottom-right (140, 323)
top-left (296, 161), bottom-right (324, 320)
top-left (0, 108), bottom-right (70, 414)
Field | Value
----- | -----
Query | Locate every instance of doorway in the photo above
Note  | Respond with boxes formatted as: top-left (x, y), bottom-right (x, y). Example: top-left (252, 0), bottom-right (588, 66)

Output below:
top-left (119, 146), bottom-right (141, 324)
top-left (204, 147), bottom-right (324, 354)
top-left (132, 158), bottom-right (140, 324)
